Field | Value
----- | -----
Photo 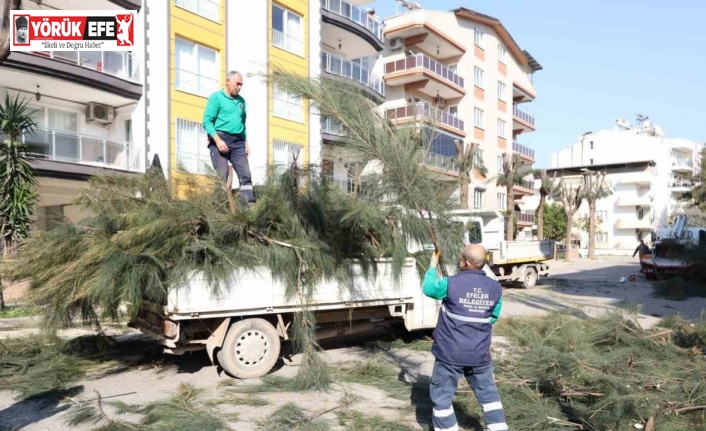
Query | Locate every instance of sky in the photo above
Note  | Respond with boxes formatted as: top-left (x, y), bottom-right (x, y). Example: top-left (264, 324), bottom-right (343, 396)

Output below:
top-left (368, 0), bottom-right (706, 168)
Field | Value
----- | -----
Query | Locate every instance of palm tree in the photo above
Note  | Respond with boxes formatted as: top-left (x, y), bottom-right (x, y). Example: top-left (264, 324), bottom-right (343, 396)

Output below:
top-left (454, 140), bottom-right (487, 209)
top-left (0, 93), bottom-right (39, 257)
top-left (533, 169), bottom-right (557, 240)
top-left (582, 171), bottom-right (611, 259)
top-left (496, 152), bottom-right (530, 240)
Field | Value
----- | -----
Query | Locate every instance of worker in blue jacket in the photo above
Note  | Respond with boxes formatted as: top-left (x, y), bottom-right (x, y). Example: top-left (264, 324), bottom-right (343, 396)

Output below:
top-left (423, 244), bottom-right (508, 431)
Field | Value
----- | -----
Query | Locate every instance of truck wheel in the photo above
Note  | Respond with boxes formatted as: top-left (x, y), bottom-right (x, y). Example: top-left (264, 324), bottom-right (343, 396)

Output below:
top-left (522, 266), bottom-right (538, 289)
top-left (217, 318), bottom-right (280, 379)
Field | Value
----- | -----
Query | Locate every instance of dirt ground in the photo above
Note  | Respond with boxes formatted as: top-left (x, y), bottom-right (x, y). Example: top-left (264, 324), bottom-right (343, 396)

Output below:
top-left (1, 256), bottom-right (704, 431)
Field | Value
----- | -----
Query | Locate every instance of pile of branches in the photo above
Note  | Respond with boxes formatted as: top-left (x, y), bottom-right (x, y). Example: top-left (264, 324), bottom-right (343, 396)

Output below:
top-left (494, 312), bottom-right (706, 430)
top-left (6, 72), bottom-right (463, 389)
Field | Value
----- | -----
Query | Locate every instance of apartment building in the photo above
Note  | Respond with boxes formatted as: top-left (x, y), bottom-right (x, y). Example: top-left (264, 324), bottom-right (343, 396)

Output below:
top-left (375, 6), bottom-right (542, 233)
top-left (146, 0), bottom-right (324, 185)
top-left (547, 118), bottom-right (703, 254)
top-left (1, 0), bottom-right (145, 231)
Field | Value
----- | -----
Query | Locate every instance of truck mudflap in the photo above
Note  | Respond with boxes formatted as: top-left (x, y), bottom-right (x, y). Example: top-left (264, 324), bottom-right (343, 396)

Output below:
top-left (128, 301), bottom-right (180, 349)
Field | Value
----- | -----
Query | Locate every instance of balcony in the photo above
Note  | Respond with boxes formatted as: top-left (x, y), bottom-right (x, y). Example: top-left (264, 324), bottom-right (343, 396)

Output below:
top-left (320, 52), bottom-right (384, 99)
top-left (385, 102), bottom-right (465, 136)
top-left (514, 211), bottom-right (535, 225)
top-left (3, 51), bottom-right (142, 104)
top-left (321, 116), bottom-right (346, 143)
top-left (616, 196), bottom-right (652, 207)
top-left (417, 150), bottom-right (460, 178)
top-left (320, 0), bottom-right (384, 57)
top-left (512, 141), bottom-right (535, 161)
top-left (615, 219), bottom-right (652, 230)
top-left (512, 103), bottom-right (536, 133)
top-left (384, 54), bottom-right (465, 99)
top-left (383, 10), bottom-right (465, 60)
top-left (670, 179), bottom-right (693, 193)
top-left (513, 180), bottom-right (535, 197)
top-left (21, 127), bottom-right (142, 172)
top-left (616, 173), bottom-right (652, 186)
top-left (671, 158), bottom-right (693, 172)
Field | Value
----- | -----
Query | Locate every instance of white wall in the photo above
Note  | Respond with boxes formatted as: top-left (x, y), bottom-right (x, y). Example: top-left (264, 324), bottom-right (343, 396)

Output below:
top-left (308, 0), bottom-right (322, 168)
top-left (145, 0), bottom-right (170, 175)
top-left (227, 0), bottom-right (269, 185)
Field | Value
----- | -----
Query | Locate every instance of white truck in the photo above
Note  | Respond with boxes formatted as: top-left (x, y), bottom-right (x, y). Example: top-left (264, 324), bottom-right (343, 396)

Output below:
top-left (130, 211), bottom-right (553, 379)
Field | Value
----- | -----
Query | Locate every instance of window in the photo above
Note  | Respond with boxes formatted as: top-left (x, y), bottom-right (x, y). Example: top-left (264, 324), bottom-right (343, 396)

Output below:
top-left (175, 0), bottom-right (219, 21)
top-left (474, 67), bottom-right (484, 88)
top-left (595, 232), bottom-right (608, 243)
top-left (448, 63), bottom-right (458, 74)
top-left (638, 209), bottom-right (645, 219)
top-left (273, 85), bottom-right (303, 122)
top-left (448, 106), bottom-right (458, 117)
top-left (27, 106), bottom-right (79, 161)
top-left (468, 221), bottom-right (482, 244)
top-left (498, 119), bottom-right (506, 139)
top-left (498, 44), bottom-right (507, 63)
top-left (497, 193), bottom-right (507, 210)
top-left (596, 210), bottom-right (608, 222)
top-left (124, 119), bottom-right (132, 142)
top-left (590, 140), bottom-right (594, 149)
top-left (473, 148), bottom-right (483, 167)
top-left (590, 158), bottom-right (594, 165)
top-left (497, 155), bottom-right (503, 174)
top-left (175, 37), bottom-right (219, 97)
top-left (474, 107), bottom-right (483, 128)
top-left (273, 139), bottom-right (303, 173)
top-left (272, 4), bottom-right (303, 56)
top-left (474, 189), bottom-right (484, 209)
top-left (497, 81), bottom-right (506, 100)
top-left (474, 27), bottom-right (484, 48)
top-left (176, 118), bottom-right (211, 174)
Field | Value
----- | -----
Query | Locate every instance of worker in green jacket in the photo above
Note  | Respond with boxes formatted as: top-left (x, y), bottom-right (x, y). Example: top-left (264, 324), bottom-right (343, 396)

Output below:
top-left (203, 71), bottom-right (255, 204)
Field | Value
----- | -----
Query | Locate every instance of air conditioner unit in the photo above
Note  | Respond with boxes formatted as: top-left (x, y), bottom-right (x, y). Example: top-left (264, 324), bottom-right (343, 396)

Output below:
top-left (389, 37), bottom-right (403, 51)
top-left (86, 102), bottom-right (115, 125)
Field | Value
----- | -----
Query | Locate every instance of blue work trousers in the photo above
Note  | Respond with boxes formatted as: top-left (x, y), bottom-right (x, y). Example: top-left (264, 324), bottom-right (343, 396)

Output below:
top-left (430, 359), bottom-right (508, 431)
top-left (208, 132), bottom-right (255, 203)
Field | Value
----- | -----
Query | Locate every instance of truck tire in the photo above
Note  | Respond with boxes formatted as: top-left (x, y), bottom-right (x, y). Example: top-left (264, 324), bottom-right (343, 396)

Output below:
top-left (217, 318), bottom-right (280, 379)
top-left (522, 266), bottom-right (538, 289)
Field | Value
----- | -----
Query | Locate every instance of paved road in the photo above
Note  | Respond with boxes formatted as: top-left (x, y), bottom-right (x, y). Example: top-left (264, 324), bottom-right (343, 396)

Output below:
top-left (502, 256), bottom-right (706, 328)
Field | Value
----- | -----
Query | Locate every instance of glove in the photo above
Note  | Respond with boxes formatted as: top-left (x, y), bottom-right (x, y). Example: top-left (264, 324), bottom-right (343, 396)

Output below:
top-left (429, 250), bottom-right (441, 268)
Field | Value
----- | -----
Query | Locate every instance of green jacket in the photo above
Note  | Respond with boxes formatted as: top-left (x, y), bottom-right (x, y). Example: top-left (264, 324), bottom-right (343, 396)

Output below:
top-left (203, 90), bottom-right (247, 140)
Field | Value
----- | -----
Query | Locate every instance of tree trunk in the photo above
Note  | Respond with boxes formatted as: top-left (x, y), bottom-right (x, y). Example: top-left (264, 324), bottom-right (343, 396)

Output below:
top-left (506, 186), bottom-right (514, 241)
top-left (0, 0), bottom-right (22, 66)
top-left (564, 211), bottom-right (574, 262)
top-left (459, 172), bottom-right (469, 209)
top-left (2, 237), bottom-right (11, 258)
top-left (588, 200), bottom-right (597, 259)
top-left (0, 270), bottom-right (4, 310)
top-left (537, 193), bottom-right (546, 240)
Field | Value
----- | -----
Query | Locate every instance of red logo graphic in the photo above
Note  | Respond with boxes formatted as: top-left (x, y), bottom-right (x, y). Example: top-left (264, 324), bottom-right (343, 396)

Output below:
top-left (115, 14), bottom-right (133, 46)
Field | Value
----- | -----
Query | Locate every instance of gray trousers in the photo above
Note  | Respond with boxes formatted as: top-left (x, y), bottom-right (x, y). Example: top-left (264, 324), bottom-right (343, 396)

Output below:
top-left (208, 132), bottom-right (255, 203)
top-left (430, 359), bottom-right (508, 431)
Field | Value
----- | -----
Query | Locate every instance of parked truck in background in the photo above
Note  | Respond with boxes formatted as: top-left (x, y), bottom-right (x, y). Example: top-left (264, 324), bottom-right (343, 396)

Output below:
top-left (130, 210), bottom-right (554, 379)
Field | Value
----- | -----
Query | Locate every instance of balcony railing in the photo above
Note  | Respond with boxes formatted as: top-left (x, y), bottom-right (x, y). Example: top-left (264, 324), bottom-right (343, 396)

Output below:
top-left (30, 51), bottom-right (140, 82)
top-left (320, 0), bottom-right (383, 43)
top-left (273, 29), bottom-right (304, 56)
top-left (512, 103), bottom-right (535, 126)
top-left (512, 141), bottom-right (535, 160)
top-left (670, 180), bottom-right (693, 189)
top-left (671, 158), bottom-right (693, 169)
top-left (385, 102), bottom-right (464, 132)
top-left (417, 150), bottom-right (459, 173)
top-left (321, 52), bottom-right (384, 97)
top-left (20, 127), bottom-right (142, 172)
top-left (384, 54), bottom-right (464, 88)
top-left (514, 211), bottom-right (535, 224)
top-left (321, 116), bottom-right (344, 136)
top-left (515, 180), bottom-right (534, 190)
